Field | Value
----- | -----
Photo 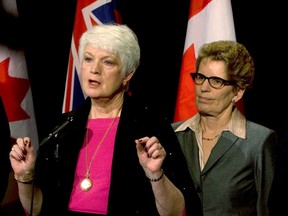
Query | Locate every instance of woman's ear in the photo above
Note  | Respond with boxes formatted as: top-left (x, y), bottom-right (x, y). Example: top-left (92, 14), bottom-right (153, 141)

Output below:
top-left (122, 71), bottom-right (135, 90)
top-left (125, 71), bottom-right (134, 82)
top-left (233, 88), bottom-right (245, 103)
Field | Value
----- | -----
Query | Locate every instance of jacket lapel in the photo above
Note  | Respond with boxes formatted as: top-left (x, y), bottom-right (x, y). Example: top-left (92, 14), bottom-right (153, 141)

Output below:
top-left (202, 132), bottom-right (238, 174)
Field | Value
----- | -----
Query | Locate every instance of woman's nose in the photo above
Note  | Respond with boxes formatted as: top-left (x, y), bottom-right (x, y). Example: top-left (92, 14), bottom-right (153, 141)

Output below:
top-left (91, 63), bottom-right (101, 74)
top-left (200, 79), bottom-right (210, 91)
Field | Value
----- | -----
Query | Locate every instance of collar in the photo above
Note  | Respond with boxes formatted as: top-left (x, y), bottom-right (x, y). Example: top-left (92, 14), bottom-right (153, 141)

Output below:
top-left (174, 108), bottom-right (246, 139)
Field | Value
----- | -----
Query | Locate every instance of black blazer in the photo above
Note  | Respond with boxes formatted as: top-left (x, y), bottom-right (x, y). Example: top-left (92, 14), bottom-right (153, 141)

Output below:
top-left (0, 96), bottom-right (11, 203)
top-left (36, 94), bottom-right (202, 216)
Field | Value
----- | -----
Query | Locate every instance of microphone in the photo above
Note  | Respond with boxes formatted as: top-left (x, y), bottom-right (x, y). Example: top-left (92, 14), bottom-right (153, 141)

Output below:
top-left (39, 116), bottom-right (75, 147)
top-left (32, 116), bottom-right (76, 216)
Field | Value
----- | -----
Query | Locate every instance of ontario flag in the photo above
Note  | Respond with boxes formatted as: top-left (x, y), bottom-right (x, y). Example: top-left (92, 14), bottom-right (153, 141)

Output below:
top-left (174, 0), bottom-right (238, 122)
top-left (0, 0), bottom-right (39, 148)
top-left (62, 0), bottom-right (122, 113)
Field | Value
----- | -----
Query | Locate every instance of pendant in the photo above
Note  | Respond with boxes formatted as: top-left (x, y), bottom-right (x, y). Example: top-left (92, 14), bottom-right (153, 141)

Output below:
top-left (80, 178), bottom-right (93, 191)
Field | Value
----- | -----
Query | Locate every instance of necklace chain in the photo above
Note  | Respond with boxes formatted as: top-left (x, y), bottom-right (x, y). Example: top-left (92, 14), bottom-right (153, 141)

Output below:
top-left (85, 117), bottom-right (117, 176)
top-left (81, 108), bottom-right (121, 191)
top-left (202, 133), bottom-right (221, 141)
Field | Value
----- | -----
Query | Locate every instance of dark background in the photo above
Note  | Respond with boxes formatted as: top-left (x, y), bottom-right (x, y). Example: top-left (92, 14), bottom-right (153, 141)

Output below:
top-left (1, 0), bottom-right (286, 142)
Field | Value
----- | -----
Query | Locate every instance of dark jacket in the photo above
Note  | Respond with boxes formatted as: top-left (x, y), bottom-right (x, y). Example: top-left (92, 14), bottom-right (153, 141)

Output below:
top-left (172, 120), bottom-right (277, 216)
top-left (0, 96), bottom-right (11, 203)
top-left (36, 94), bottom-right (202, 216)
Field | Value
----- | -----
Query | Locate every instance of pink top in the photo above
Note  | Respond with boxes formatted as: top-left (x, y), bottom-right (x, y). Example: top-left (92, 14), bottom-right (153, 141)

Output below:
top-left (68, 117), bottom-right (119, 214)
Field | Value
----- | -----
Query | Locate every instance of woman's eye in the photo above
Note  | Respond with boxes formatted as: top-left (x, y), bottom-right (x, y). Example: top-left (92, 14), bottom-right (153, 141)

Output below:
top-left (84, 57), bottom-right (93, 63)
top-left (213, 79), bottom-right (222, 84)
top-left (103, 60), bottom-right (114, 66)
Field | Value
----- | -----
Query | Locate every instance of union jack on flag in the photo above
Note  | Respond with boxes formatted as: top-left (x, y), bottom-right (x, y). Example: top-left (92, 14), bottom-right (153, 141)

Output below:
top-left (62, 0), bottom-right (122, 113)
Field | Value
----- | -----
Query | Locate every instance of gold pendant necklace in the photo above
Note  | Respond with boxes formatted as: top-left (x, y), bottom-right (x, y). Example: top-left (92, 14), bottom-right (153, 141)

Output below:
top-left (80, 108), bottom-right (121, 191)
top-left (80, 177), bottom-right (92, 191)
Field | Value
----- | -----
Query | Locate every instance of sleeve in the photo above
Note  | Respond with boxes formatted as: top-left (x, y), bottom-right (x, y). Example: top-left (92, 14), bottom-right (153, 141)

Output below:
top-left (256, 130), bottom-right (278, 216)
top-left (0, 96), bottom-right (11, 203)
top-left (157, 117), bottom-right (203, 216)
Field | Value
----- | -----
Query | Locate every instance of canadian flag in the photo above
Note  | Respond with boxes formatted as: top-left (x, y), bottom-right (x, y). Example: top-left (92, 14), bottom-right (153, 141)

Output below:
top-left (0, 0), bottom-right (39, 207)
top-left (174, 0), bottom-right (237, 122)
top-left (0, 0), bottom-right (39, 148)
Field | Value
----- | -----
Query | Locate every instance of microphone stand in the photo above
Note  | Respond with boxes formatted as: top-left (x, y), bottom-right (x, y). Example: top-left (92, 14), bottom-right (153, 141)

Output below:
top-left (29, 116), bottom-right (74, 216)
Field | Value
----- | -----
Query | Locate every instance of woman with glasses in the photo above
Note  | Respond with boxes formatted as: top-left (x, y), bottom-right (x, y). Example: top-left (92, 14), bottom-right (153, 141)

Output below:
top-left (172, 40), bottom-right (277, 216)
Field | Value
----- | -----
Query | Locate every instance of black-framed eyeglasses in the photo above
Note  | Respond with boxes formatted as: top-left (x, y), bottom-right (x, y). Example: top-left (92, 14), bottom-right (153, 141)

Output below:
top-left (190, 72), bottom-right (235, 89)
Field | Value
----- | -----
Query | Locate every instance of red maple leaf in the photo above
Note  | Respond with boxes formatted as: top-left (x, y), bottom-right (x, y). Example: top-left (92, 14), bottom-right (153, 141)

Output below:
top-left (0, 57), bottom-right (30, 122)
